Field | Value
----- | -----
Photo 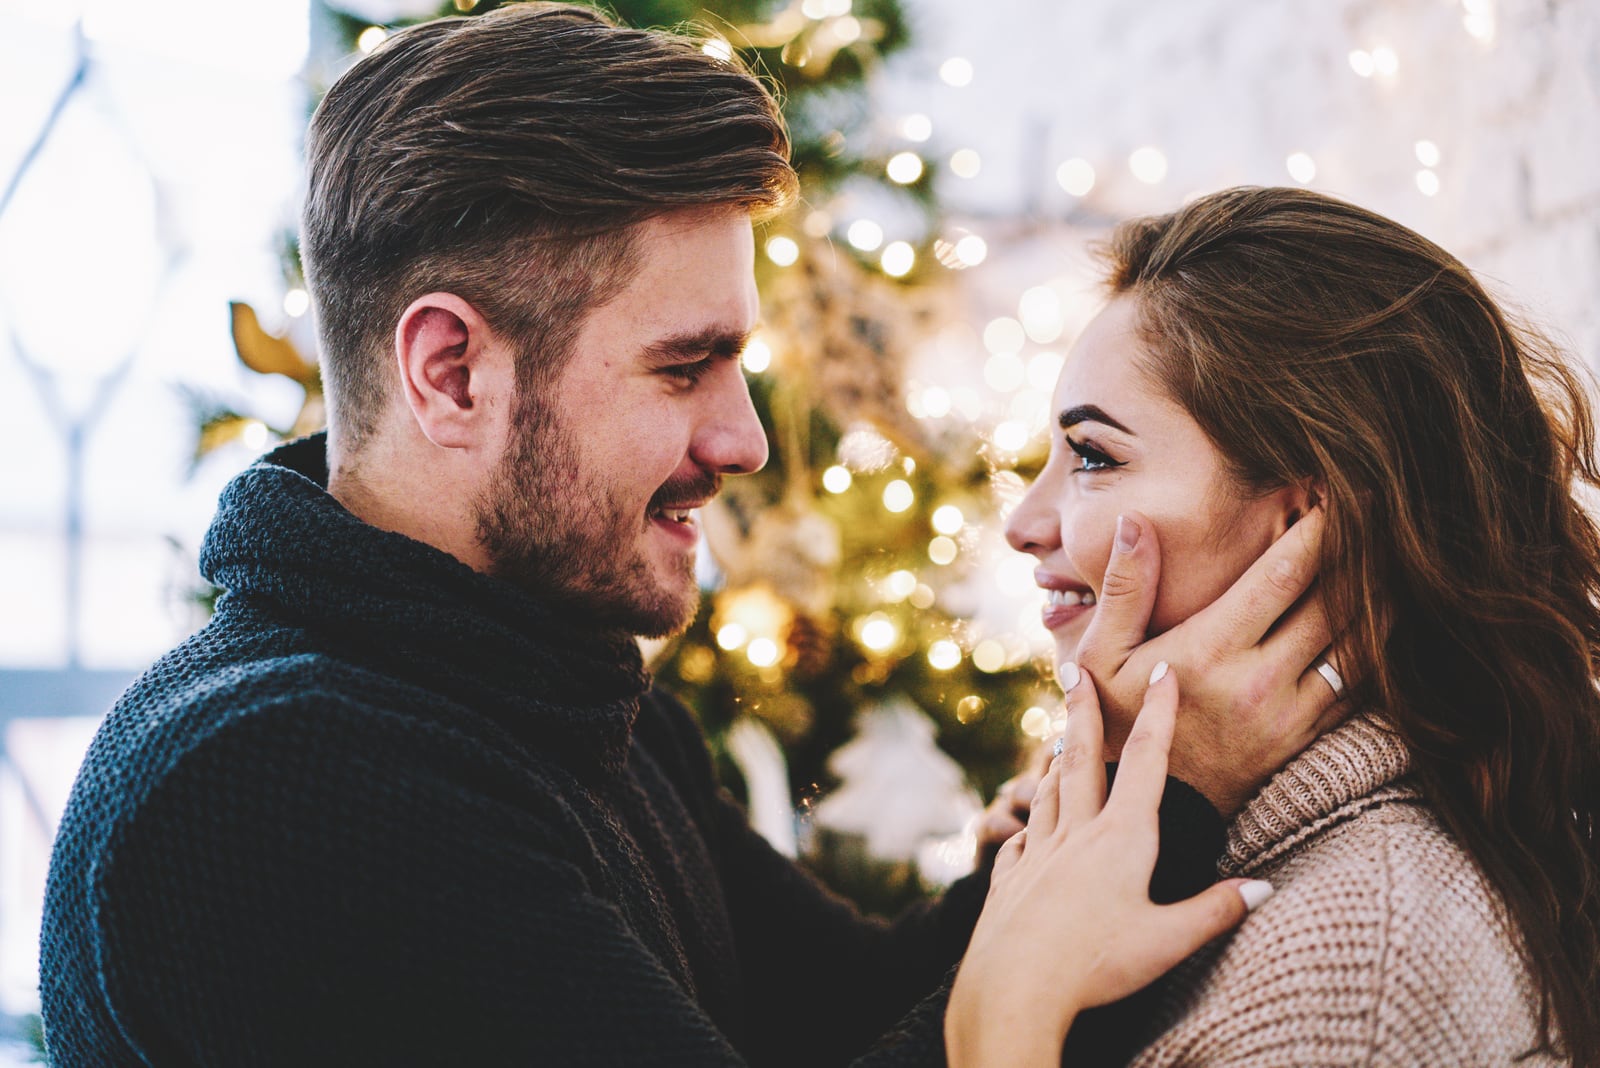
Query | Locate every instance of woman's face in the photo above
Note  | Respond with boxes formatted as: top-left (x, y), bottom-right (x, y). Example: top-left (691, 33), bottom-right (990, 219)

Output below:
top-left (1006, 296), bottom-right (1302, 667)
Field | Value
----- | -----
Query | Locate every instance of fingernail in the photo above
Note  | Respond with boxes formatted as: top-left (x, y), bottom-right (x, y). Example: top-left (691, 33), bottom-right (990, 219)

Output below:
top-left (1059, 660), bottom-right (1081, 691)
top-left (1115, 514), bottom-right (1140, 552)
top-left (1239, 880), bottom-right (1274, 912)
top-left (1148, 660), bottom-right (1169, 685)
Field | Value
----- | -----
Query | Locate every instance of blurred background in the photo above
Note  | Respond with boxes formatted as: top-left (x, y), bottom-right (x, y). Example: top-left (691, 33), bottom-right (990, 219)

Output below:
top-left (1, 0), bottom-right (1596, 1055)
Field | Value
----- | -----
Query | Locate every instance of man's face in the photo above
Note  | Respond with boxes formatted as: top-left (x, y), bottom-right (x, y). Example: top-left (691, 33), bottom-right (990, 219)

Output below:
top-left (476, 208), bottom-right (767, 636)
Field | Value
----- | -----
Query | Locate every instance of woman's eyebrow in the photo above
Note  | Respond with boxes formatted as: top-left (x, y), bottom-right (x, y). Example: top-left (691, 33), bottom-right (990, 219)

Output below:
top-left (1059, 404), bottom-right (1134, 434)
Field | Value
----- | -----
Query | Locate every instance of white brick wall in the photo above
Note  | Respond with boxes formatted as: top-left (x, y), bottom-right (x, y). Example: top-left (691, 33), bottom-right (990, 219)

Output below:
top-left (882, 0), bottom-right (1600, 369)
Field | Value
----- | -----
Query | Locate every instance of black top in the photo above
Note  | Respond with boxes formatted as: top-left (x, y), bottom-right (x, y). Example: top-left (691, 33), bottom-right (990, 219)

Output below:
top-left (40, 434), bottom-right (1225, 1066)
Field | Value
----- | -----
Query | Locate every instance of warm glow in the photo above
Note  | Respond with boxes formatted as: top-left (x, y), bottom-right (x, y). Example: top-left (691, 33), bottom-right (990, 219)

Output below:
top-left (1128, 146), bottom-right (1168, 184)
top-left (1371, 45), bottom-right (1399, 76)
top-left (950, 149), bottom-right (981, 178)
top-left (742, 337), bottom-right (773, 373)
top-left (717, 623), bottom-right (749, 650)
top-left (931, 505), bottom-right (965, 535)
top-left (883, 479), bottom-right (915, 513)
top-left (847, 219), bottom-right (884, 251)
top-left (766, 236), bottom-right (800, 266)
top-left (939, 57), bottom-right (974, 87)
top-left (900, 113), bottom-right (933, 142)
top-left (357, 26), bottom-right (388, 53)
top-left (1348, 49), bottom-right (1375, 77)
top-left (822, 465), bottom-right (853, 493)
top-left (859, 614), bottom-right (899, 652)
top-left (928, 536), bottom-right (958, 565)
top-left (983, 317), bottom-right (1026, 355)
top-left (746, 637), bottom-right (780, 667)
top-left (701, 38), bottom-right (734, 62)
top-left (1018, 287), bottom-right (1063, 343)
top-left (953, 234), bottom-right (987, 266)
top-left (992, 421), bottom-right (1030, 452)
top-left (1056, 158), bottom-right (1095, 197)
top-left (1020, 705), bottom-right (1052, 738)
top-left (881, 242), bottom-right (915, 277)
top-left (1416, 169), bottom-right (1440, 196)
top-left (972, 640), bottom-right (1007, 674)
top-left (887, 151), bottom-right (925, 184)
top-left (928, 640), bottom-right (962, 671)
top-left (1027, 350), bottom-right (1064, 392)
top-left (920, 387), bottom-right (952, 419)
top-left (1414, 140), bottom-right (1441, 167)
top-left (885, 570), bottom-right (918, 601)
top-left (984, 352), bottom-right (1025, 393)
top-left (283, 288), bottom-right (309, 318)
top-left (956, 695), bottom-right (986, 723)
top-left (1286, 152), bottom-right (1316, 184)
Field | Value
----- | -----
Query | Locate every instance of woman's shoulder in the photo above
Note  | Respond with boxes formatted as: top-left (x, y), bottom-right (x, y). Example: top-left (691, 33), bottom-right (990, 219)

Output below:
top-left (1129, 718), bottom-right (1558, 1067)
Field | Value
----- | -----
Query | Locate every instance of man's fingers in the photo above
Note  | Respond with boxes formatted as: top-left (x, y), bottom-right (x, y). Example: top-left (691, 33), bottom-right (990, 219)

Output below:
top-left (1054, 667), bottom-right (1107, 827)
top-left (1104, 663), bottom-right (1177, 818)
top-left (1074, 511), bottom-right (1161, 674)
top-left (1188, 506), bottom-right (1324, 651)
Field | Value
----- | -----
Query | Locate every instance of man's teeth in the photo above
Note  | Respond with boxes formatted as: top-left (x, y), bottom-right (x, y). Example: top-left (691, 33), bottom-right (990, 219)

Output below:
top-left (1045, 589), bottom-right (1096, 607)
top-left (657, 508), bottom-right (692, 523)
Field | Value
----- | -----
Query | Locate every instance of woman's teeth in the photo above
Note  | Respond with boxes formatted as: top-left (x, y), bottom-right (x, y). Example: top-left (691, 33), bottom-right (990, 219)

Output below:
top-left (1046, 589), bottom-right (1096, 607)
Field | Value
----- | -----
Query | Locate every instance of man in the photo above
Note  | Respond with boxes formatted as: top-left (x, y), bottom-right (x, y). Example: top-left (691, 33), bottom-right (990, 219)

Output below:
top-left (41, 5), bottom-right (1338, 1064)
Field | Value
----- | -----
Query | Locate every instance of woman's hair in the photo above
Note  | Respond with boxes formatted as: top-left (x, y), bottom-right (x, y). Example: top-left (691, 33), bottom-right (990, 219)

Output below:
top-left (1100, 186), bottom-right (1600, 1063)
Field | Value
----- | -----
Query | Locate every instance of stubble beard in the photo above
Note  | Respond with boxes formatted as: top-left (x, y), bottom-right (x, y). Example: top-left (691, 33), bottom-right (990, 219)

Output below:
top-left (474, 392), bottom-right (699, 638)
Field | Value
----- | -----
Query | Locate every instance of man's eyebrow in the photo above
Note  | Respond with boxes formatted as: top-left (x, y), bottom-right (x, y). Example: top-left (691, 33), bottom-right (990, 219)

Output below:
top-left (1059, 404), bottom-right (1134, 435)
top-left (641, 327), bottom-right (752, 364)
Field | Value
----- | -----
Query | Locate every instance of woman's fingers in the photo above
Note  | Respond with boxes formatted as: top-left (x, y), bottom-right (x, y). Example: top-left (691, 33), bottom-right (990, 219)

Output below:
top-left (1053, 663), bottom-right (1107, 829)
top-left (1104, 662), bottom-right (1178, 819)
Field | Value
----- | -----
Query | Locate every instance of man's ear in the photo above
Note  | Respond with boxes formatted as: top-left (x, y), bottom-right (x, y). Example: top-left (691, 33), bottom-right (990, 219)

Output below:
top-left (394, 293), bottom-right (510, 450)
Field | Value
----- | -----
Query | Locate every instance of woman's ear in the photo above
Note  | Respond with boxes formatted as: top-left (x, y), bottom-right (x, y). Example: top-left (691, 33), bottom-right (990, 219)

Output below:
top-left (1275, 480), bottom-right (1323, 536)
top-left (393, 293), bottom-right (513, 450)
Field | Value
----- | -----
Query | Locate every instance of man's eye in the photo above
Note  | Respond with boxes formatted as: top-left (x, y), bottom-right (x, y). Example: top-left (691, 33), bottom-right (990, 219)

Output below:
top-left (664, 359), bottom-right (714, 384)
top-left (1067, 437), bottom-right (1123, 473)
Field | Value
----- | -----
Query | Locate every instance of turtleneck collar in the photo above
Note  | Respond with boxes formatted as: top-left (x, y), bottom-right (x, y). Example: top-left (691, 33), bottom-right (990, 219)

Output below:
top-left (198, 433), bottom-right (650, 775)
top-left (1221, 713), bottom-right (1416, 877)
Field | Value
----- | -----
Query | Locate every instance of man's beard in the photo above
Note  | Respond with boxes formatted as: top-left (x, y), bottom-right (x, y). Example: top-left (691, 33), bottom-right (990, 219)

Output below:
top-left (473, 390), bottom-right (711, 638)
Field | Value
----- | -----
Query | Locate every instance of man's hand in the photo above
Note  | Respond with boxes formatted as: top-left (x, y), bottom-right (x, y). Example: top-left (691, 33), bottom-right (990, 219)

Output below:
top-left (974, 745), bottom-right (1053, 860)
top-left (1073, 508), bottom-right (1346, 816)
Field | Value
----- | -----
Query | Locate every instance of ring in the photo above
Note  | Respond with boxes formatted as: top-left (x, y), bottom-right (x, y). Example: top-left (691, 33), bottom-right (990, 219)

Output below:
top-left (1052, 736), bottom-right (1065, 757)
top-left (1315, 660), bottom-right (1344, 697)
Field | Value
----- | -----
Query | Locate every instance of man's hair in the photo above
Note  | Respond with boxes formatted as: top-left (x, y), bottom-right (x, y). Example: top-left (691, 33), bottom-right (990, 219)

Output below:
top-left (301, 2), bottom-right (797, 446)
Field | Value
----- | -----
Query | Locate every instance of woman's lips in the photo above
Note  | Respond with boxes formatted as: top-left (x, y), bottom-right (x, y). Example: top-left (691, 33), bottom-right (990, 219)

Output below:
top-left (1040, 587), bottom-right (1096, 631)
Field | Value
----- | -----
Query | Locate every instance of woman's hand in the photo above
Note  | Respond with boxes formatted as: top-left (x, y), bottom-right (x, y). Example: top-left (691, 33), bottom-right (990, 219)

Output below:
top-left (1075, 508), bottom-right (1347, 816)
top-left (945, 664), bottom-right (1272, 1067)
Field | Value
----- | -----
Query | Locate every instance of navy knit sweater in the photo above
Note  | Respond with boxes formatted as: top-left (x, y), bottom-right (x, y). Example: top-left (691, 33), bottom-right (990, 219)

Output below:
top-left (41, 435), bottom-right (1223, 1066)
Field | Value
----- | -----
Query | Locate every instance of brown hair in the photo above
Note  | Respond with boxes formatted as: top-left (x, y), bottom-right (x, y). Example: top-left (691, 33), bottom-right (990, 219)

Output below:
top-left (301, 1), bottom-right (797, 446)
top-left (1102, 186), bottom-right (1600, 1063)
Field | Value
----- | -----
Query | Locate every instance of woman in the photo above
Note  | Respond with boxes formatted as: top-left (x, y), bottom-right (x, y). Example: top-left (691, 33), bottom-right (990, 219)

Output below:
top-left (1002, 187), bottom-right (1599, 1064)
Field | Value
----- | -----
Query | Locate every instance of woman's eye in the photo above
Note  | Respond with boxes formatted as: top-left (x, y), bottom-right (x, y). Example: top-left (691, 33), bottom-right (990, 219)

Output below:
top-left (1067, 437), bottom-right (1123, 473)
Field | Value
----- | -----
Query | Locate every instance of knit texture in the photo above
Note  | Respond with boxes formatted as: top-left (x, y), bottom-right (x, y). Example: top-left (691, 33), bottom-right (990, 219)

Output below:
top-left (39, 434), bottom-right (997, 1067)
top-left (1129, 714), bottom-right (1563, 1067)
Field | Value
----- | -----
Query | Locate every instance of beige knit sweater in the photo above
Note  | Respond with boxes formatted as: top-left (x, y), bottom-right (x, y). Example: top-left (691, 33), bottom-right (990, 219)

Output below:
top-left (1128, 714), bottom-right (1565, 1067)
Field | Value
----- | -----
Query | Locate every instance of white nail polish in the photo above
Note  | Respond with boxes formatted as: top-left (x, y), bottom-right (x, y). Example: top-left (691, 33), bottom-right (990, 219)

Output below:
top-left (1059, 661), bottom-right (1081, 691)
top-left (1239, 880), bottom-right (1274, 912)
top-left (1148, 660), bottom-right (1169, 685)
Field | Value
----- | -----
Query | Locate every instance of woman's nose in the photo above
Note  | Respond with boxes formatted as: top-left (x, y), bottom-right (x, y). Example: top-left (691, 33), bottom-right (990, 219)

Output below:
top-left (1005, 483), bottom-right (1061, 556)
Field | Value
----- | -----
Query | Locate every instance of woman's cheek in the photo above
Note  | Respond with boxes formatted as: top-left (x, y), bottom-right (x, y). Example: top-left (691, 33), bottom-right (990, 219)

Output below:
top-left (1060, 504), bottom-right (1116, 597)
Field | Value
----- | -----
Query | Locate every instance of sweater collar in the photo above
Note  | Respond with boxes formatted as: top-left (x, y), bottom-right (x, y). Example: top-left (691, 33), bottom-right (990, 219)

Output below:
top-left (198, 433), bottom-right (649, 775)
top-left (1221, 713), bottom-right (1415, 877)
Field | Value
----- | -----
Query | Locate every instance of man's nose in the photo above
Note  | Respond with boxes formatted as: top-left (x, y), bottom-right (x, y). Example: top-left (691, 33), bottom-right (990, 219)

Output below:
top-left (692, 362), bottom-right (769, 475)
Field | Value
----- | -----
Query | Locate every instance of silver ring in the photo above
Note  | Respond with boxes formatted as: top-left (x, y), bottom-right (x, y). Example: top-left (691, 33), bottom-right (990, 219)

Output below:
top-left (1052, 736), bottom-right (1065, 757)
top-left (1315, 660), bottom-right (1345, 697)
